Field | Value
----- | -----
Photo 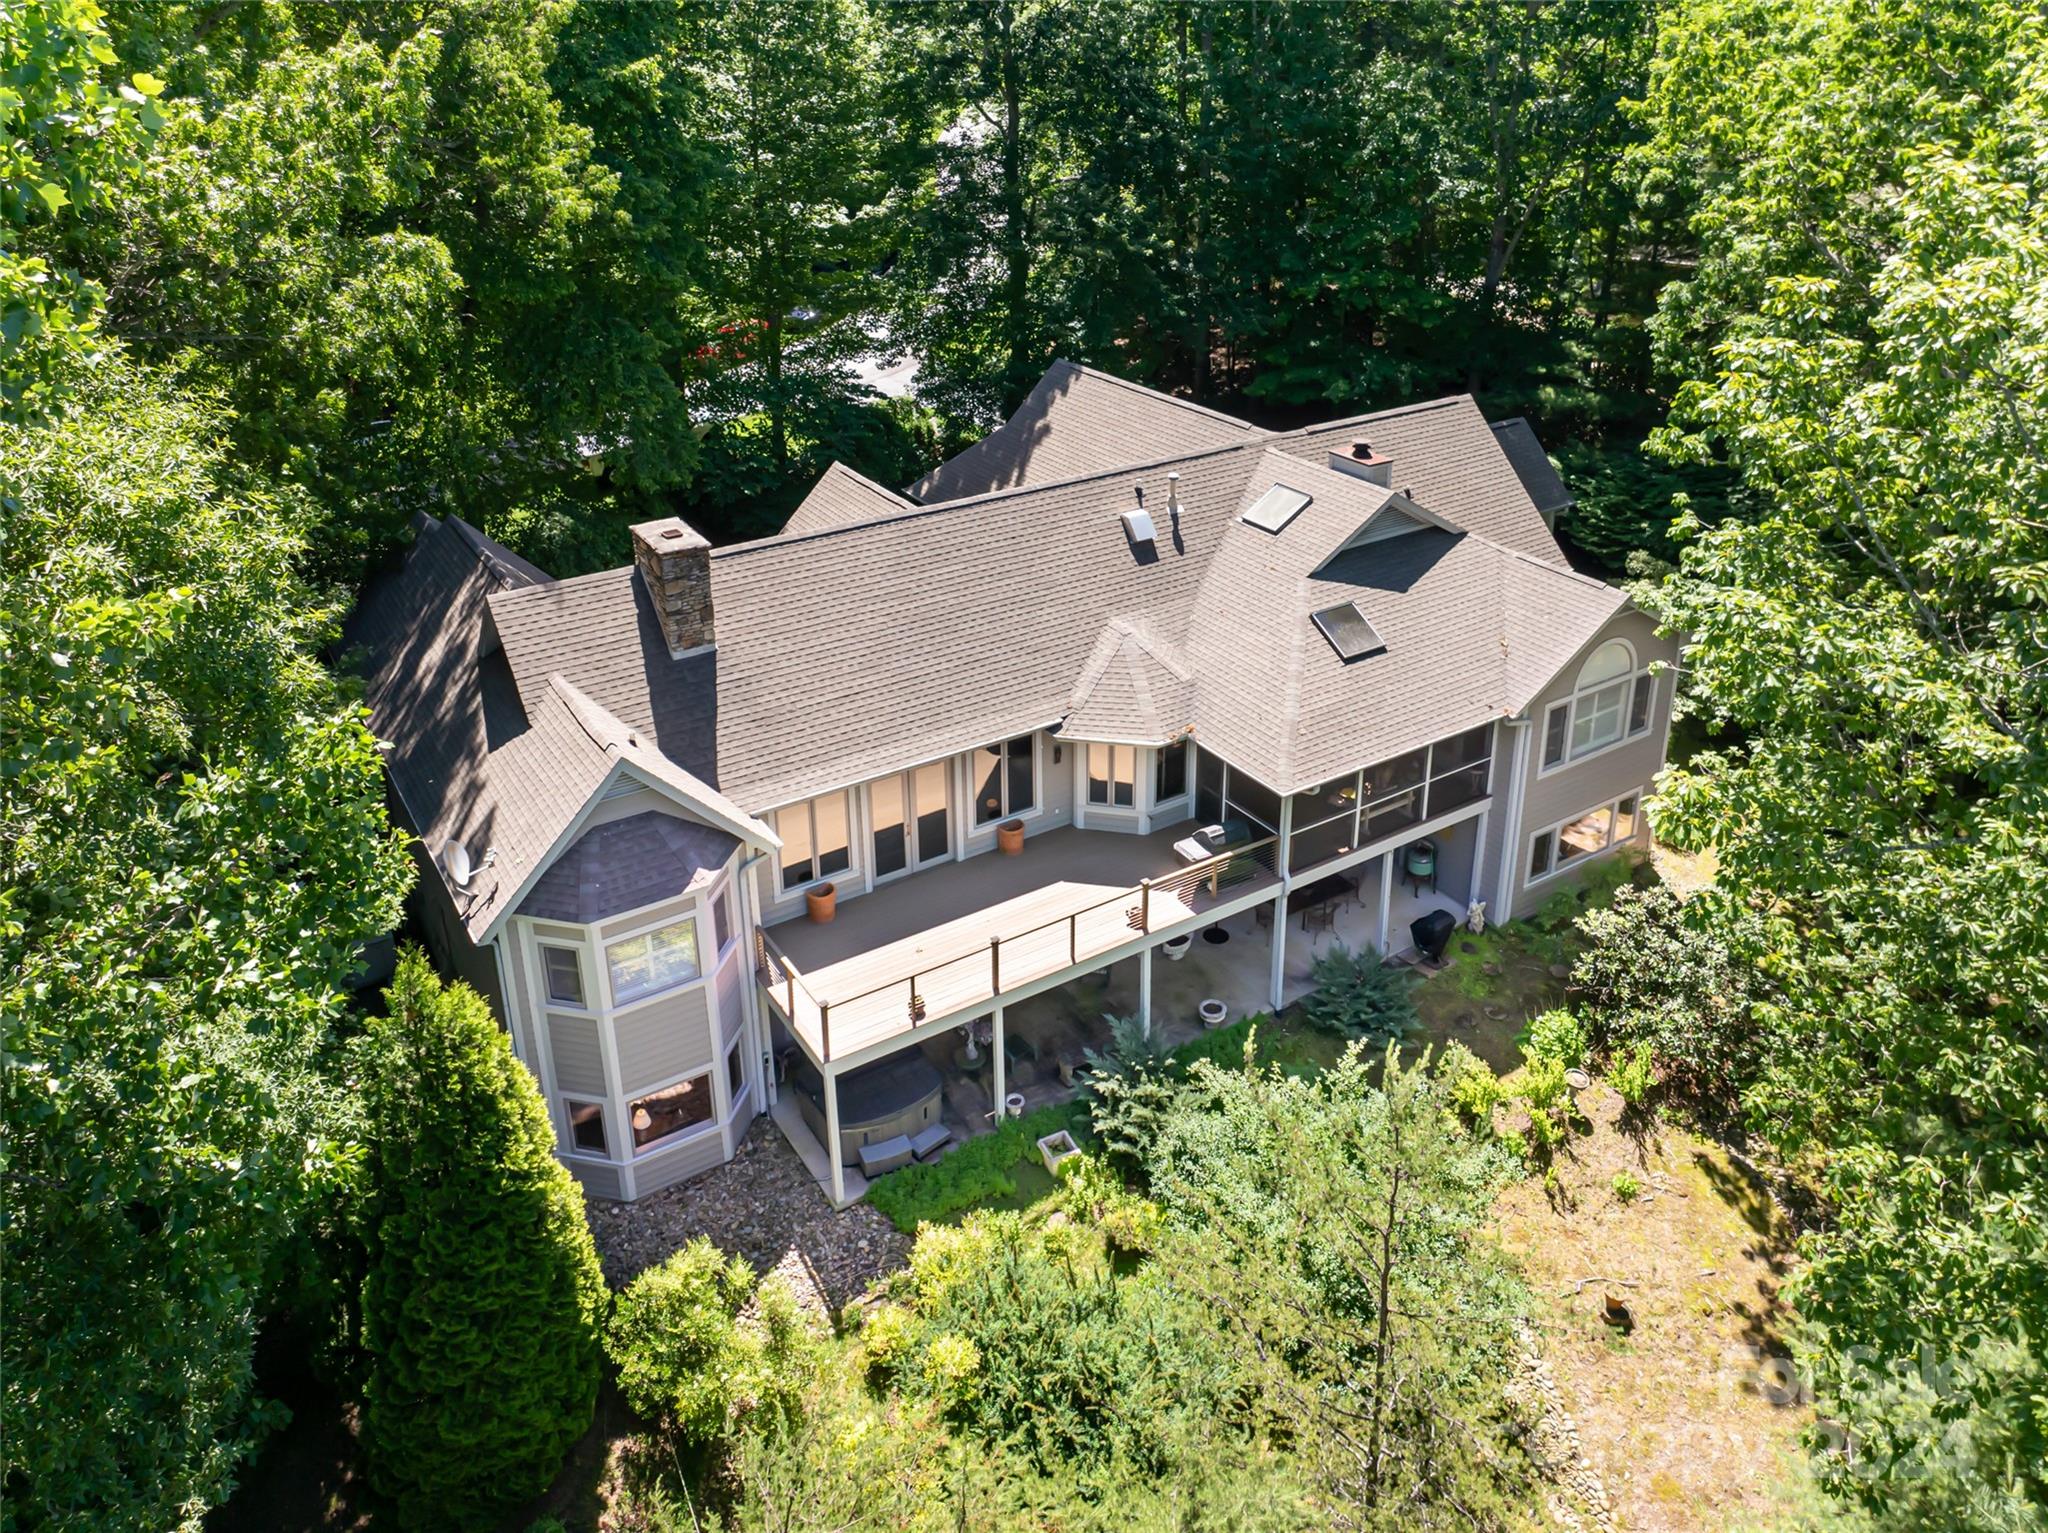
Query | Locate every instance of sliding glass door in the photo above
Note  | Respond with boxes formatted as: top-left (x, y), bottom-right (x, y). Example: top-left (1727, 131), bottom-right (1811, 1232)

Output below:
top-left (872, 762), bottom-right (951, 880)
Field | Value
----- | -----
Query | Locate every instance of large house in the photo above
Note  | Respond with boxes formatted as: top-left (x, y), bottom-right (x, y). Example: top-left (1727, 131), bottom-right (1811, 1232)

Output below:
top-left (350, 361), bottom-right (1675, 1207)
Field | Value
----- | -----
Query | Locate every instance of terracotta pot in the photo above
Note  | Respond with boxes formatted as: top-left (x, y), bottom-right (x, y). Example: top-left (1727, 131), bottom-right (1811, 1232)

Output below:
top-left (805, 882), bottom-right (837, 923)
top-left (997, 818), bottom-right (1026, 855)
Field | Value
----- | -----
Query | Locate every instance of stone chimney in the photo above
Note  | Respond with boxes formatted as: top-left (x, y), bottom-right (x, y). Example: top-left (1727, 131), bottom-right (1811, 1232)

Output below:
top-left (630, 516), bottom-right (714, 658)
top-left (1328, 440), bottom-right (1394, 488)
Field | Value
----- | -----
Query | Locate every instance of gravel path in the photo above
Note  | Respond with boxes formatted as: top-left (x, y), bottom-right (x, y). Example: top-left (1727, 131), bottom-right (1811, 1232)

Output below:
top-left (586, 1118), bottom-right (910, 1318)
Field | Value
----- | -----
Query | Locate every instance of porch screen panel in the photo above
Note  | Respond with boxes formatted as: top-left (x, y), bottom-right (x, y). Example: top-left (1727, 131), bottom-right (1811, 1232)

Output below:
top-left (1361, 748), bottom-right (1427, 842)
top-left (1288, 772), bottom-right (1361, 874)
top-left (1223, 767), bottom-right (1280, 837)
top-left (1424, 724), bottom-right (1492, 818)
top-left (1194, 747), bottom-right (1224, 825)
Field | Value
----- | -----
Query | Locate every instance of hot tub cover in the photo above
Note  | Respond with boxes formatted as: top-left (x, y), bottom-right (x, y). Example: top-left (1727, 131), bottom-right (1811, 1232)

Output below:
top-left (792, 1050), bottom-right (944, 1126)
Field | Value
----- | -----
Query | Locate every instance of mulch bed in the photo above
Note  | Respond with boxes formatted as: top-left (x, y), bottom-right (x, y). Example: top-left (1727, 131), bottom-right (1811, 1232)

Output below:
top-left (585, 1117), bottom-right (910, 1317)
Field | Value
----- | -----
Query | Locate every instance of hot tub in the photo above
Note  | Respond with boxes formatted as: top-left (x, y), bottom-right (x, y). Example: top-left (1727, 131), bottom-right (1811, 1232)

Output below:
top-left (790, 1051), bottom-right (944, 1167)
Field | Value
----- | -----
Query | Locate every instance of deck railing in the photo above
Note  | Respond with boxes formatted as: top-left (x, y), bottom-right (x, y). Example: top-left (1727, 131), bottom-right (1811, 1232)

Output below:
top-left (755, 835), bottom-right (1280, 1062)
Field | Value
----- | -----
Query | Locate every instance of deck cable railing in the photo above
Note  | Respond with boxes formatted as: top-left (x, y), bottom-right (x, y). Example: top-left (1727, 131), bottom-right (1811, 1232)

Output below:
top-left (756, 835), bottom-right (1279, 1061)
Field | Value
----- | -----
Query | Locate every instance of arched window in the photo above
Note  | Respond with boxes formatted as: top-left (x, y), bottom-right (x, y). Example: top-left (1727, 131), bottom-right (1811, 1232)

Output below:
top-left (1542, 637), bottom-right (1655, 769)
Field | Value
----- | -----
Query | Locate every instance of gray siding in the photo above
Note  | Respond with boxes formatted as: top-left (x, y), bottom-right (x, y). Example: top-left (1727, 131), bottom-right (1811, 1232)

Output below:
top-left (1509, 609), bottom-right (1676, 920)
top-left (503, 935), bottom-right (540, 1070)
top-left (566, 1158), bottom-right (624, 1201)
top-left (614, 984), bottom-right (715, 1093)
top-left (632, 1129), bottom-right (725, 1195)
top-left (549, 1012), bottom-right (607, 1096)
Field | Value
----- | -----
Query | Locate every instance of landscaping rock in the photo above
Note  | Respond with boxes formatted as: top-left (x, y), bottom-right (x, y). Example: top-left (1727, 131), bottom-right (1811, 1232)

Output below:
top-left (586, 1119), bottom-right (910, 1319)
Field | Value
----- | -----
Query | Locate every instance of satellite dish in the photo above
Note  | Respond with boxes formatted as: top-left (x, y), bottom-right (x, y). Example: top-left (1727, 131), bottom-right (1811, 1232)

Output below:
top-left (442, 840), bottom-right (474, 889)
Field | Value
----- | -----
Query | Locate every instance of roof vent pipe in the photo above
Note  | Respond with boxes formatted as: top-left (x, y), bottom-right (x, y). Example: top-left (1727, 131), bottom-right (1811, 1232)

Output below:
top-left (1328, 440), bottom-right (1394, 488)
top-left (1167, 471), bottom-right (1182, 520)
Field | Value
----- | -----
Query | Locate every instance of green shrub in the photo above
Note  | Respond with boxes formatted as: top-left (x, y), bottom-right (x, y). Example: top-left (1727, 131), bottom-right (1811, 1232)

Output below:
top-left (920, 1333), bottom-right (984, 1406)
top-left (865, 1100), bottom-right (1089, 1232)
top-left (606, 1239), bottom-right (812, 1449)
top-left (1611, 1171), bottom-right (1642, 1203)
top-left (1082, 1015), bottom-right (1181, 1179)
top-left (858, 1303), bottom-right (916, 1381)
top-left (1435, 1041), bottom-right (1505, 1123)
top-left (1056, 1152), bottom-right (1164, 1253)
top-left (1606, 1040), bottom-right (1656, 1109)
top-left (357, 953), bottom-right (606, 1532)
top-left (1520, 1008), bottom-right (1589, 1068)
top-left (1166, 1015), bottom-right (1264, 1072)
top-left (1298, 946), bottom-right (1417, 1040)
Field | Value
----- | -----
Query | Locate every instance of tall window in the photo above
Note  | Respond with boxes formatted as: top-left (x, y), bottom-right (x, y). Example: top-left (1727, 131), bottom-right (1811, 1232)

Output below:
top-left (1528, 791), bottom-right (1642, 884)
top-left (566, 1100), bottom-right (608, 1155)
top-left (1542, 640), bottom-right (1655, 770)
top-left (710, 885), bottom-right (734, 953)
top-left (774, 790), bottom-right (851, 893)
top-left (973, 735), bottom-right (1036, 825)
top-left (1155, 742), bottom-right (1188, 803)
top-left (1087, 742), bottom-right (1136, 807)
top-left (606, 917), bottom-right (700, 1005)
top-left (872, 762), bottom-right (949, 877)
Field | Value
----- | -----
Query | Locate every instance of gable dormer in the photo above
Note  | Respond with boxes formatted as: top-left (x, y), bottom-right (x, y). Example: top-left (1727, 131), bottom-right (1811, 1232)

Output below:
top-left (1316, 492), bottom-right (1462, 570)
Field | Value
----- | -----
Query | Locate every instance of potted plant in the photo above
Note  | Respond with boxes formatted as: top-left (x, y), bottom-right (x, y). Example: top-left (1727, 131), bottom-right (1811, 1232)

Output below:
top-left (997, 818), bottom-right (1026, 855)
top-left (806, 881), bottom-right (837, 923)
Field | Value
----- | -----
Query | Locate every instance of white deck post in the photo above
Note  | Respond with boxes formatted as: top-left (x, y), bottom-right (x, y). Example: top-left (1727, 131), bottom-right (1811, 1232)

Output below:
top-left (1376, 850), bottom-right (1393, 955)
top-left (825, 1066), bottom-right (844, 1207)
top-left (991, 1006), bottom-right (1006, 1123)
top-left (1138, 944), bottom-right (1154, 1039)
top-left (1268, 888), bottom-right (1288, 1010)
top-left (1470, 808), bottom-right (1490, 910)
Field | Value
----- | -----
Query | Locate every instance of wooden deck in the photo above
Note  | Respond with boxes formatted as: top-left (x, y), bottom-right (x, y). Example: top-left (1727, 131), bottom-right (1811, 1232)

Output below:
top-left (758, 825), bottom-right (1280, 1065)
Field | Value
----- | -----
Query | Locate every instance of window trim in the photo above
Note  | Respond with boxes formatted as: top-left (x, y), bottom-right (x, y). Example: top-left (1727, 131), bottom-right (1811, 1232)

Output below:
top-left (626, 1067), bottom-right (719, 1157)
top-left (1539, 643), bottom-right (1657, 777)
top-left (709, 881), bottom-right (736, 957)
top-left (603, 912), bottom-right (704, 1009)
top-left (772, 789), bottom-right (855, 897)
top-left (724, 1033), bottom-right (747, 1114)
top-left (1085, 741), bottom-right (1138, 808)
top-left (562, 1095), bottom-right (612, 1160)
top-left (539, 942), bottom-right (590, 1011)
top-left (1525, 788), bottom-right (1645, 887)
top-left (970, 733), bottom-right (1041, 829)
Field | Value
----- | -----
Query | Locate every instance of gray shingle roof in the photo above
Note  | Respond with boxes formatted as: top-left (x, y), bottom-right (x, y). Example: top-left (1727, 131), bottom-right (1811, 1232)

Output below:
top-left (780, 460), bottom-right (914, 537)
top-left (1489, 418), bottom-right (1574, 516)
top-left (359, 365), bottom-right (1627, 928)
top-left (909, 360), bottom-right (1262, 503)
top-left (518, 809), bottom-right (739, 925)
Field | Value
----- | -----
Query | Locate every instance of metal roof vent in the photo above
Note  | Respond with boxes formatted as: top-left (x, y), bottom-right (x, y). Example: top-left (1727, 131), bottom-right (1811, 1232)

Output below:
top-left (1244, 483), bottom-right (1311, 533)
top-left (1121, 486), bottom-right (1156, 546)
top-left (1311, 600), bottom-right (1386, 662)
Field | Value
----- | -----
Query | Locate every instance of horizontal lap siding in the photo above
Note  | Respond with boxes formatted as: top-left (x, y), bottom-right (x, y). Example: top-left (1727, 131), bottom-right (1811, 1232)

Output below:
top-left (567, 1158), bottom-right (624, 1201)
top-left (549, 1013), bottom-right (606, 1095)
top-left (632, 1129), bottom-right (724, 1196)
top-left (615, 985), bottom-right (714, 1094)
top-left (504, 936), bottom-right (539, 1068)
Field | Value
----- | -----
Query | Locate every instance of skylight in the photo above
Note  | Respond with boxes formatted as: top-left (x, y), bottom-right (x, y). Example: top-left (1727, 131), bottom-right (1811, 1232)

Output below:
top-left (1243, 484), bottom-right (1311, 534)
top-left (1312, 601), bottom-right (1386, 662)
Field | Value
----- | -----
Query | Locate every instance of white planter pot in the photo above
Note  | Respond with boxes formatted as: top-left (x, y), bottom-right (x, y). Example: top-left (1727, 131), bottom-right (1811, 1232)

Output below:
top-left (1005, 1092), bottom-right (1027, 1119)
top-left (1199, 999), bottom-right (1229, 1029)
top-left (1161, 933), bottom-right (1194, 961)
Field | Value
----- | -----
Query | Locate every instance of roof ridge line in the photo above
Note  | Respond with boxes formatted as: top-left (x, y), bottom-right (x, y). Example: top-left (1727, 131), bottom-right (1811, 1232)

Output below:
top-left (1266, 393), bottom-right (1477, 442)
top-left (1047, 358), bottom-right (1261, 432)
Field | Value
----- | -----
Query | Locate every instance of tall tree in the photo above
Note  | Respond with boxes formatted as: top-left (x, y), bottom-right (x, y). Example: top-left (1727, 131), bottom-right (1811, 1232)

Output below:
top-left (354, 952), bottom-right (607, 1532)
top-left (1151, 1049), bottom-right (1534, 1530)
top-left (1639, 3), bottom-right (2048, 1523)
top-left (0, 352), bottom-right (410, 1530)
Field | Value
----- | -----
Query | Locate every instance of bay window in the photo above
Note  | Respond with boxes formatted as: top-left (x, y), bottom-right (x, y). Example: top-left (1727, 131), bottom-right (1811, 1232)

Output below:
top-left (606, 916), bottom-right (700, 1005)
top-left (629, 1073), bottom-right (713, 1151)
top-left (1087, 742), bottom-right (1136, 807)
top-left (1527, 790), bottom-right (1643, 885)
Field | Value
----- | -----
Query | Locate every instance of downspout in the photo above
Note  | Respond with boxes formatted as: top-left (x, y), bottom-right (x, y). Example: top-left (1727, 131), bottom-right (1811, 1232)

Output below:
top-left (735, 848), bottom-right (777, 1108)
top-left (1493, 714), bottom-right (1533, 919)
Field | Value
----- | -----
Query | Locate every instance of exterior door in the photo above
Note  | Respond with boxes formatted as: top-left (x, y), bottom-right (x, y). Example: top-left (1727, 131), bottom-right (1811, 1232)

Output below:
top-left (872, 763), bottom-right (950, 880)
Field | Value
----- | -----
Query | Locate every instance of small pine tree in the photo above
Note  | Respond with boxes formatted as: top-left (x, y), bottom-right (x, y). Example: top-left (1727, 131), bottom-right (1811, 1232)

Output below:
top-left (356, 951), bottom-right (607, 1530)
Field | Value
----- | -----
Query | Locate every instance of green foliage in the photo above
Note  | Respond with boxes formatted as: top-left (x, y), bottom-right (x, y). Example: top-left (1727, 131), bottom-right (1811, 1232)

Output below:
top-left (899, 1213), bottom-right (1231, 1479)
top-left (1080, 1013), bottom-right (1179, 1180)
top-left (1, 0), bottom-right (163, 419)
top-left (0, 355), bottom-right (409, 1531)
top-left (1519, 1008), bottom-right (1590, 1069)
top-left (1056, 1151), bottom-right (1165, 1255)
top-left (1297, 944), bottom-right (1418, 1040)
top-left (1611, 1171), bottom-right (1641, 1204)
top-left (857, 1302), bottom-right (916, 1382)
top-left (1605, 1040), bottom-right (1657, 1111)
top-left (1637, 5), bottom-right (2048, 1522)
top-left (864, 1099), bottom-right (1088, 1233)
top-left (1436, 1041), bottom-right (1507, 1125)
top-left (1572, 884), bottom-right (1768, 1102)
top-left (1151, 1048), bottom-right (1536, 1522)
top-left (1553, 437), bottom-right (1750, 572)
top-left (355, 953), bottom-right (606, 1532)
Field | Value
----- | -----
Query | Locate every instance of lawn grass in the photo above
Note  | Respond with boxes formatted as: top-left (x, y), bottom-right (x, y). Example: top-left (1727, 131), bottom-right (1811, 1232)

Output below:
top-left (865, 1099), bottom-right (1091, 1233)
